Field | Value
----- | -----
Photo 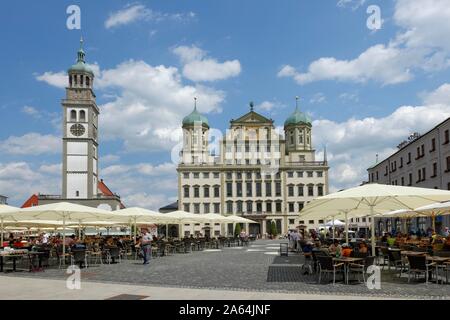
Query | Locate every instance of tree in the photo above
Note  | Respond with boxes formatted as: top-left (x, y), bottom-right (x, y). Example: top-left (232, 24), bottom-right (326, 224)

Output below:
top-left (270, 221), bottom-right (278, 238)
top-left (234, 223), bottom-right (242, 237)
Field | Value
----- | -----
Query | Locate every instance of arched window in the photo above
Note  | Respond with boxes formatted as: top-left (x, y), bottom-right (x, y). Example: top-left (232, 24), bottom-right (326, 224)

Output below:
top-left (70, 110), bottom-right (77, 121)
top-left (86, 77), bottom-right (90, 87)
top-left (79, 110), bottom-right (86, 122)
top-left (69, 75), bottom-right (72, 87)
top-left (74, 75), bottom-right (78, 85)
top-left (80, 75), bottom-right (84, 86)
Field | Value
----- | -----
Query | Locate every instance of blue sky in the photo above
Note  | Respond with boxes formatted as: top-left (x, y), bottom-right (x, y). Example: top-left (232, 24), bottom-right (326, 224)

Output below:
top-left (1, 0), bottom-right (450, 208)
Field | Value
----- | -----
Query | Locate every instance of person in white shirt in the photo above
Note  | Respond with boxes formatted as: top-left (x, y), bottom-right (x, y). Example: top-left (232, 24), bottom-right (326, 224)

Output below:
top-left (140, 229), bottom-right (152, 265)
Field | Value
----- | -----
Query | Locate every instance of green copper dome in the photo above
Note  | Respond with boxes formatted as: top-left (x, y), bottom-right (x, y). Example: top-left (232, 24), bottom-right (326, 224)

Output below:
top-left (284, 99), bottom-right (312, 126)
top-left (182, 105), bottom-right (209, 128)
top-left (68, 38), bottom-right (94, 75)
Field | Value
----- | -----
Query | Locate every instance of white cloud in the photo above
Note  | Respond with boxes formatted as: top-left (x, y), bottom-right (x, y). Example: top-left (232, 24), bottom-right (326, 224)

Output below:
top-left (100, 162), bottom-right (177, 210)
top-left (313, 98), bottom-right (450, 191)
top-left (35, 71), bottom-right (66, 88)
top-left (337, 0), bottom-right (366, 10)
top-left (281, 0), bottom-right (450, 86)
top-left (309, 93), bottom-right (326, 104)
top-left (38, 163), bottom-right (61, 175)
top-left (22, 106), bottom-right (41, 118)
top-left (339, 92), bottom-right (359, 103)
top-left (173, 45), bottom-right (241, 82)
top-left (421, 83), bottom-right (450, 105)
top-left (96, 59), bottom-right (225, 152)
top-left (102, 154), bottom-right (120, 164)
top-left (105, 4), bottom-right (195, 29)
top-left (0, 133), bottom-right (60, 155)
top-left (0, 162), bottom-right (60, 206)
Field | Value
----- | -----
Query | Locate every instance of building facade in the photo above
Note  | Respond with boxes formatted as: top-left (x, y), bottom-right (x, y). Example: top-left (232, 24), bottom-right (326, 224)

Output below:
top-left (22, 39), bottom-right (123, 211)
top-left (367, 117), bottom-right (450, 234)
top-left (0, 195), bottom-right (7, 205)
top-left (176, 99), bottom-right (329, 237)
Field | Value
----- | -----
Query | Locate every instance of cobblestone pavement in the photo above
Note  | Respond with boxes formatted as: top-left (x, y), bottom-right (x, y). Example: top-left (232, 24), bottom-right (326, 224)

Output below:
top-left (4, 240), bottom-right (450, 299)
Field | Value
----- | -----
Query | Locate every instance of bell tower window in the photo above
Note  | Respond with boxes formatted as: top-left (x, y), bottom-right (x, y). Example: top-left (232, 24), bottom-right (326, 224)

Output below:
top-left (69, 75), bottom-right (73, 87)
top-left (79, 110), bottom-right (86, 122)
top-left (74, 75), bottom-right (78, 85)
top-left (80, 75), bottom-right (84, 86)
top-left (86, 77), bottom-right (90, 87)
top-left (70, 110), bottom-right (77, 121)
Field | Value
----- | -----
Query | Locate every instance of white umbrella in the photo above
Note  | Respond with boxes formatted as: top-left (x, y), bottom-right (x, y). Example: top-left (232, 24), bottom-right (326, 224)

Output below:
top-left (301, 183), bottom-right (450, 255)
top-left (0, 205), bottom-right (20, 245)
top-left (415, 201), bottom-right (450, 232)
top-left (325, 219), bottom-right (345, 227)
top-left (113, 207), bottom-right (166, 243)
top-left (162, 211), bottom-right (208, 238)
top-left (17, 202), bottom-right (116, 260)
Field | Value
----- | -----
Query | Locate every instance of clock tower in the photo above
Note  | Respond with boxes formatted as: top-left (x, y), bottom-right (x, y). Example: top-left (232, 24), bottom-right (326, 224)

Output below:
top-left (62, 38), bottom-right (99, 199)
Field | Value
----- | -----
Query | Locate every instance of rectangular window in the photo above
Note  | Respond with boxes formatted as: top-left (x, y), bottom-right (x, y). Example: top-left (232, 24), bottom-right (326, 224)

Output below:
top-left (289, 202), bottom-right (295, 212)
top-left (432, 163), bottom-right (437, 177)
top-left (226, 172), bottom-right (232, 180)
top-left (308, 220), bottom-right (314, 225)
top-left (417, 169), bottom-right (422, 183)
top-left (194, 187), bottom-right (200, 198)
top-left (316, 171), bottom-right (323, 177)
top-left (445, 130), bottom-right (450, 144)
top-left (407, 152), bottom-right (411, 164)
top-left (275, 202), bottom-right (282, 213)
top-left (447, 156), bottom-right (450, 171)
top-left (298, 202), bottom-right (304, 211)
top-left (307, 171), bottom-right (313, 178)
top-left (421, 144), bottom-right (425, 157)
top-left (214, 203), bottom-right (220, 213)
top-left (265, 182), bottom-right (272, 197)
top-left (214, 186), bottom-right (220, 197)
top-left (298, 185), bottom-right (304, 196)
top-left (236, 182), bottom-right (242, 197)
top-left (287, 171), bottom-right (294, 178)
top-left (236, 172), bottom-right (242, 180)
top-left (226, 183), bottom-right (232, 197)
top-left (288, 186), bottom-right (294, 197)
top-left (194, 204), bottom-right (200, 214)
top-left (203, 172), bottom-right (209, 178)
top-left (308, 185), bottom-right (314, 197)
top-left (193, 173), bottom-right (199, 179)
top-left (246, 172), bottom-right (252, 179)
top-left (246, 182), bottom-right (252, 197)
top-left (400, 157), bottom-right (403, 168)
top-left (266, 202), bottom-right (272, 213)
top-left (226, 202), bottom-right (233, 214)
top-left (401, 177), bottom-right (405, 186)
top-left (422, 167), bottom-right (426, 181)
top-left (289, 219), bottom-right (295, 225)
top-left (204, 186), bottom-right (210, 198)
top-left (256, 202), bottom-right (262, 212)
top-left (275, 182), bottom-right (281, 196)
top-left (184, 186), bottom-right (189, 198)
top-left (297, 171), bottom-right (303, 178)
top-left (246, 202), bottom-right (252, 213)
top-left (204, 203), bottom-right (210, 213)
top-left (183, 172), bottom-right (189, 179)
top-left (299, 220), bottom-right (304, 225)
top-left (431, 138), bottom-right (436, 152)
top-left (237, 202), bottom-right (243, 213)
top-left (213, 172), bottom-right (220, 179)
top-left (184, 203), bottom-right (190, 212)
top-left (318, 185), bottom-right (324, 196)
top-left (256, 182), bottom-right (262, 197)
top-left (376, 171), bottom-right (379, 180)
top-left (408, 173), bottom-right (412, 186)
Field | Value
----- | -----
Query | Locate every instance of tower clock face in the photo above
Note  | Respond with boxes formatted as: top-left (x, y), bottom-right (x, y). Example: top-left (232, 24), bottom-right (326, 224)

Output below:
top-left (70, 123), bottom-right (85, 137)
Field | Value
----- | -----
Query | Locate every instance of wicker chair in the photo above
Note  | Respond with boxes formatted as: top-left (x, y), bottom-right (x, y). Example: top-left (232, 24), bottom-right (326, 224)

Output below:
top-left (347, 256), bottom-right (376, 284)
top-left (406, 255), bottom-right (436, 284)
top-left (317, 256), bottom-right (344, 285)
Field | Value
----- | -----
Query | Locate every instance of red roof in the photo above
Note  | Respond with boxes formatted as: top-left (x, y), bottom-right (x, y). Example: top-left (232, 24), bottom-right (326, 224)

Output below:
top-left (98, 179), bottom-right (114, 197)
top-left (21, 194), bottom-right (39, 208)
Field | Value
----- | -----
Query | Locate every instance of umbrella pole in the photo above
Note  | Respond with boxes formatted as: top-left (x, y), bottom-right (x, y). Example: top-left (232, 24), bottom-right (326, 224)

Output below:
top-left (62, 215), bottom-right (66, 266)
top-left (370, 205), bottom-right (376, 256)
top-left (432, 214), bottom-right (436, 233)
top-left (129, 222), bottom-right (132, 240)
top-left (345, 212), bottom-right (349, 244)
top-left (166, 224), bottom-right (168, 239)
top-left (134, 219), bottom-right (137, 245)
top-left (332, 218), bottom-right (335, 240)
top-left (1, 217), bottom-right (3, 247)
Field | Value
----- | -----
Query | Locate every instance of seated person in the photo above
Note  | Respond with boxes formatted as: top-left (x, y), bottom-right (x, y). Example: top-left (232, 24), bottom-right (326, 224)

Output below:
top-left (341, 244), bottom-right (352, 257)
top-left (328, 240), bottom-right (341, 255)
top-left (358, 241), bottom-right (368, 254)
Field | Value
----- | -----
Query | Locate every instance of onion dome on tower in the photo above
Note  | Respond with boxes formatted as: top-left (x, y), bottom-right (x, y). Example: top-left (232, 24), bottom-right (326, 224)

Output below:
top-left (182, 97), bottom-right (209, 128)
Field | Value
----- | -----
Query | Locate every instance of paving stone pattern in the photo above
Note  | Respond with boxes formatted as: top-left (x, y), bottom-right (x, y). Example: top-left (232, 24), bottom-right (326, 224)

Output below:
top-left (5, 240), bottom-right (450, 299)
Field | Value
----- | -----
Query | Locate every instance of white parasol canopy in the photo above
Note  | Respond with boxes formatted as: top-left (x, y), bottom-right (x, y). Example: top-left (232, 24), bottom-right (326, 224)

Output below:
top-left (414, 201), bottom-right (450, 231)
top-left (301, 183), bottom-right (450, 255)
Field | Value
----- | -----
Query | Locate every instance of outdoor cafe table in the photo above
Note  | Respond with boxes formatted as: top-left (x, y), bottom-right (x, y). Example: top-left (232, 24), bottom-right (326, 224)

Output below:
top-left (0, 251), bottom-right (28, 272)
top-left (333, 257), bottom-right (364, 284)
top-left (401, 251), bottom-right (450, 283)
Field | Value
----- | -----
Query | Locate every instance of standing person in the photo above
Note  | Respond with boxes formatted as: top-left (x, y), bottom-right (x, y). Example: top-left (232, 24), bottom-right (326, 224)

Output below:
top-left (140, 228), bottom-right (152, 265)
